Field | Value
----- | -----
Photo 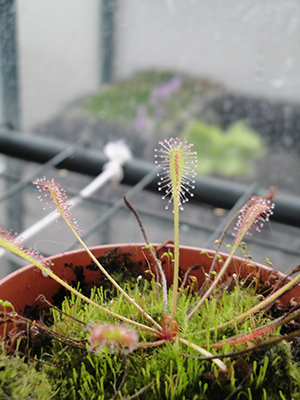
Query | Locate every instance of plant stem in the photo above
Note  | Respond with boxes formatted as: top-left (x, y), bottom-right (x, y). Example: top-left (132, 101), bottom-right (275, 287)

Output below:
top-left (187, 241), bottom-right (239, 320)
top-left (211, 305), bottom-right (300, 349)
top-left (70, 228), bottom-right (162, 331)
top-left (0, 238), bottom-right (161, 336)
top-left (47, 185), bottom-right (163, 332)
top-left (188, 197), bottom-right (274, 320)
top-left (212, 272), bottom-right (300, 332)
top-left (123, 196), bottom-right (168, 315)
top-left (178, 337), bottom-right (227, 371)
top-left (171, 199), bottom-right (180, 319)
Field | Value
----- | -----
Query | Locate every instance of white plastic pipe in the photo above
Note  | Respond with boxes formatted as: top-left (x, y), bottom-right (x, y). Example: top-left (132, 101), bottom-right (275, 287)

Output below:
top-left (0, 141), bottom-right (132, 260)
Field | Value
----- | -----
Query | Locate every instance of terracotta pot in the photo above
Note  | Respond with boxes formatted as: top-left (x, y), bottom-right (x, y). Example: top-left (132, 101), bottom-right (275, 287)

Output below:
top-left (0, 243), bottom-right (299, 337)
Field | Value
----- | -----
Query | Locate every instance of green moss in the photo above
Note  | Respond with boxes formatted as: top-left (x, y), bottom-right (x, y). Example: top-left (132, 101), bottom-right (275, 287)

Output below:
top-left (82, 70), bottom-right (216, 121)
top-left (2, 251), bottom-right (300, 399)
top-left (0, 351), bottom-right (54, 399)
top-left (3, 274), bottom-right (296, 399)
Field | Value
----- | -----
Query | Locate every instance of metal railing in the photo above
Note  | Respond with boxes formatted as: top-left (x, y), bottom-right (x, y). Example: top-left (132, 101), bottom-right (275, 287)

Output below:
top-left (1, 129), bottom-right (300, 228)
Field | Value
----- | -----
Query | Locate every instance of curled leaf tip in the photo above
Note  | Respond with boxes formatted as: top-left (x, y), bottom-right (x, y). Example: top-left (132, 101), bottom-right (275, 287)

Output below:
top-left (0, 226), bottom-right (52, 272)
top-left (33, 177), bottom-right (82, 233)
top-left (234, 196), bottom-right (275, 242)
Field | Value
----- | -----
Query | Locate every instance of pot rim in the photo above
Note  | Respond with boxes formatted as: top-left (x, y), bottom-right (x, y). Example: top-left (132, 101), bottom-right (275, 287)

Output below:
top-left (0, 242), bottom-right (284, 285)
top-left (0, 243), bottom-right (296, 319)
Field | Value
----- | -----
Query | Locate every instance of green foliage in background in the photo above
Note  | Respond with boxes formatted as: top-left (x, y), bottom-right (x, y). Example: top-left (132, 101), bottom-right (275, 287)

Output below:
top-left (182, 120), bottom-right (264, 177)
top-left (83, 70), bottom-right (264, 179)
top-left (82, 71), bottom-right (217, 121)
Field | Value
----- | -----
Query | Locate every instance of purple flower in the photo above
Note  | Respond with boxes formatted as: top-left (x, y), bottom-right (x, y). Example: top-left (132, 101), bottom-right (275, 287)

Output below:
top-left (151, 76), bottom-right (183, 102)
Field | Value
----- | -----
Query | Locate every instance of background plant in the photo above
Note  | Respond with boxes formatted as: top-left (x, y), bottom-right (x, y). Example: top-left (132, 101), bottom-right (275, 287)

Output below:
top-left (83, 71), bottom-right (216, 122)
top-left (182, 120), bottom-right (264, 176)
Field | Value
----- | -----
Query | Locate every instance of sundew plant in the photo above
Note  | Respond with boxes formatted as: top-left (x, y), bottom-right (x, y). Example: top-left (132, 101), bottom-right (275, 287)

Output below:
top-left (2, 138), bottom-right (300, 398)
top-left (155, 137), bottom-right (197, 319)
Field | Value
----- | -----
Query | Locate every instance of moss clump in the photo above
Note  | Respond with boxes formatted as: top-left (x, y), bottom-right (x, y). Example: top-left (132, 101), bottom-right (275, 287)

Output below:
top-left (0, 351), bottom-right (54, 399)
top-left (2, 251), bottom-right (300, 399)
top-left (5, 270), bottom-right (297, 400)
top-left (82, 70), bottom-right (217, 121)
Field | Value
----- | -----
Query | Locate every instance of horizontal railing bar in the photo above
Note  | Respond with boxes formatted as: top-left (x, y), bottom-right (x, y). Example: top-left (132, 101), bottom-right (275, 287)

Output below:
top-left (0, 161), bottom-right (299, 258)
top-left (0, 129), bottom-right (299, 228)
top-left (0, 137), bottom-right (86, 203)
